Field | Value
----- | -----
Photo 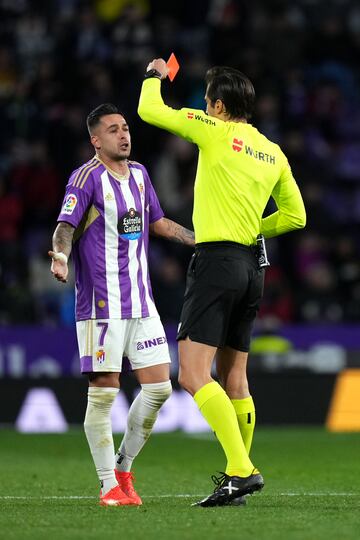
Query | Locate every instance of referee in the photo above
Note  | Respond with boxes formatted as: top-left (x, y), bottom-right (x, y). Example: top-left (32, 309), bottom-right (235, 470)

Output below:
top-left (138, 60), bottom-right (306, 507)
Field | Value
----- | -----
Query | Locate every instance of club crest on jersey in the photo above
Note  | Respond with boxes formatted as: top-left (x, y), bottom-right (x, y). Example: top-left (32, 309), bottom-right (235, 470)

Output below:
top-left (62, 193), bottom-right (78, 215)
top-left (96, 350), bottom-right (105, 364)
top-left (118, 207), bottom-right (142, 240)
top-left (138, 183), bottom-right (145, 200)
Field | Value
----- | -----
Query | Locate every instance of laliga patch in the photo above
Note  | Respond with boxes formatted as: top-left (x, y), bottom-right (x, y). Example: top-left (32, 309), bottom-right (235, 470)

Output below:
top-left (62, 193), bottom-right (78, 215)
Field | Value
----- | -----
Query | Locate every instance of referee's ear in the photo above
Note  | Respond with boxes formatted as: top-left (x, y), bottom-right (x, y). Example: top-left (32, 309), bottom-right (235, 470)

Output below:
top-left (214, 99), bottom-right (227, 118)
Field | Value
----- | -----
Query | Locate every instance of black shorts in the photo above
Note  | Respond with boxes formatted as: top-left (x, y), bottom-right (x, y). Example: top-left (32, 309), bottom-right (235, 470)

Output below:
top-left (176, 242), bottom-right (264, 351)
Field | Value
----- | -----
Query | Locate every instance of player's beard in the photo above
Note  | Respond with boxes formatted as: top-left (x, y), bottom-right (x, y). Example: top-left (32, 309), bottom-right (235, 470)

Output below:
top-left (109, 148), bottom-right (131, 161)
top-left (114, 153), bottom-right (129, 161)
top-left (113, 143), bottom-right (131, 161)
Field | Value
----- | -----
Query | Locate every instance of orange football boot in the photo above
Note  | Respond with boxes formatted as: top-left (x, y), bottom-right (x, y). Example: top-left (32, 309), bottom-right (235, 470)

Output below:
top-left (115, 470), bottom-right (142, 506)
top-left (99, 484), bottom-right (135, 506)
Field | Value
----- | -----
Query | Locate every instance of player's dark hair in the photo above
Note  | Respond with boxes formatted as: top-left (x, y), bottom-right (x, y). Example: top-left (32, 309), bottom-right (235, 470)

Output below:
top-left (205, 67), bottom-right (255, 121)
top-left (86, 103), bottom-right (125, 133)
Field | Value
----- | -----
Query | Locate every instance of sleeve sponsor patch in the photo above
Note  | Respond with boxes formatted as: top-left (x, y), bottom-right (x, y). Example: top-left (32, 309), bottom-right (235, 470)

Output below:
top-left (62, 193), bottom-right (78, 215)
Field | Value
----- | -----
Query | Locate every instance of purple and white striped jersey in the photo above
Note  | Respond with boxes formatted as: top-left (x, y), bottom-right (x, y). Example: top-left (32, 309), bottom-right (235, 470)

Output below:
top-left (57, 156), bottom-right (164, 321)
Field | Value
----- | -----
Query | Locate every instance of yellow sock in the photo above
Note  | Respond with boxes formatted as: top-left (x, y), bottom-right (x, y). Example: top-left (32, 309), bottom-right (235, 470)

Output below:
top-left (194, 382), bottom-right (253, 477)
top-left (231, 396), bottom-right (256, 455)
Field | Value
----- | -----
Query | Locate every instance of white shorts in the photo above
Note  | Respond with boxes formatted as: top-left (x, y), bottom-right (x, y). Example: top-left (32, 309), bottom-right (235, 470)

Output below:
top-left (76, 316), bottom-right (171, 373)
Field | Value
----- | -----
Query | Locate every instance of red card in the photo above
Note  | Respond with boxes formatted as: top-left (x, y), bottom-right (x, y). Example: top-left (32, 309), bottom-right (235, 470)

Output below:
top-left (167, 53), bottom-right (180, 82)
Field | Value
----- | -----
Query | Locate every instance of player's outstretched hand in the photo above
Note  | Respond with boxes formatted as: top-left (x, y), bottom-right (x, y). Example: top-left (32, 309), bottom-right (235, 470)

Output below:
top-left (146, 58), bottom-right (169, 80)
top-left (48, 250), bottom-right (68, 283)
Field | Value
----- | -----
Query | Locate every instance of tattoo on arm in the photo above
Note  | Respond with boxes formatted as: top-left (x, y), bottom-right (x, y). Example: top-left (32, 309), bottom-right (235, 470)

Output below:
top-left (150, 218), bottom-right (195, 246)
top-left (52, 222), bottom-right (75, 257)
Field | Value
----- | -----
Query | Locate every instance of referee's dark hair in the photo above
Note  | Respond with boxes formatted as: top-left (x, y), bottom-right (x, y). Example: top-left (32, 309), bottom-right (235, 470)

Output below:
top-left (86, 103), bottom-right (125, 134)
top-left (205, 67), bottom-right (255, 121)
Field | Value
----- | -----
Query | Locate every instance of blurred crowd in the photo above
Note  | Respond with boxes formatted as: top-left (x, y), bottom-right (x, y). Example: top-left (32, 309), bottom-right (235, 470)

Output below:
top-left (0, 0), bottom-right (360, 328)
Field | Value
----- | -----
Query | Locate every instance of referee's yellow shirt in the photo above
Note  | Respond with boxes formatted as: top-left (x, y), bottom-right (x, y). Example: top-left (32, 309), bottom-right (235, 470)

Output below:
top-left (138, 78), bottom-right (306, 245)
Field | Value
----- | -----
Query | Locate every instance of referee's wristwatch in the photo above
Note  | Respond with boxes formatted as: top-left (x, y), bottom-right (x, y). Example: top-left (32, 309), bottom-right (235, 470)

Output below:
top-left (144, 68), bottom-right (162, 80)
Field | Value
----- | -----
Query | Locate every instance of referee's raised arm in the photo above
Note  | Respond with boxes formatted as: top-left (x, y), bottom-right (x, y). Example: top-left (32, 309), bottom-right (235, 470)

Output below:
top-left (138, 58), bottom-right (220, 148)
top-left (137, 58), bottom-right (168, 128)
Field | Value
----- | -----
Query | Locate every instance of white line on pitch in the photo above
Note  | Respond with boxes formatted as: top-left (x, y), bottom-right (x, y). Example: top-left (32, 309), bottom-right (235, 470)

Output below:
top-left (0, 492), bottom-right (358, 500)
top-left (0, 494), bottom-right (197, 500)
top-left (279, 492), bottom-right (359, 497)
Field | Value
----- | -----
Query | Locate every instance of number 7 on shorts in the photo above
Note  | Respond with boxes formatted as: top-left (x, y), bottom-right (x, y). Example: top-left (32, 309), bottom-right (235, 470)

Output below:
top-left (96, 322), bottom-right (108, 347)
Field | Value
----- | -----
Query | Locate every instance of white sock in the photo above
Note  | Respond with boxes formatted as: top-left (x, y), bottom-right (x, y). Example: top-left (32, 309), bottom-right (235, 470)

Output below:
top-left (115, 381), bottom-right (172, 472)
top-left (84, 386), bottom-right (118, 495)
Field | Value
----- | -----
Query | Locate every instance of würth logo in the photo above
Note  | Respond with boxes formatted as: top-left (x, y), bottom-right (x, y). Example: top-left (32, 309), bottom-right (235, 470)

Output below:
top-left (232, 138), bottom-right (244, 152)
top-left (136, 336), bottom-right (167, 350)
top-left (186, 112), bottom-right (216, 125)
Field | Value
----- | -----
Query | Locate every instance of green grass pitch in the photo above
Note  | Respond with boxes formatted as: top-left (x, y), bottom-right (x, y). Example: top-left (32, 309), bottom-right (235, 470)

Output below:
top-left (0, 428), bottom-right (359, 540)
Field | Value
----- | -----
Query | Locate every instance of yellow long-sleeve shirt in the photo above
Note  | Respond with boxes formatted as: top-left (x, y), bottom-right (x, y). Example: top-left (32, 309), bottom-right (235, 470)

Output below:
top-left (138, 78), bottom-right (306, 245)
